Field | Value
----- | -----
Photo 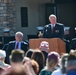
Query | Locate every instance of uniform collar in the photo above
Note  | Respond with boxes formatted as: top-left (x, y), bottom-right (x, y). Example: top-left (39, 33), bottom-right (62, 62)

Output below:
top-left (51, 24), bottom-right (55, 27)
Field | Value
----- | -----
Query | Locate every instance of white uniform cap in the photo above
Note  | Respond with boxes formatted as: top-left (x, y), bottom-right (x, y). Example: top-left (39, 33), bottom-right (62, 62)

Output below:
top-left (36, 26), bottom-right (44, 31)
top-left (0, 50), bottom-right (6, 58)
top-left (3, 28), bottom-right (10, 33)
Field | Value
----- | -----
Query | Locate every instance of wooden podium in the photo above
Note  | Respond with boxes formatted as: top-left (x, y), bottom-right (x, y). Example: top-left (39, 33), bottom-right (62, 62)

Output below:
top-left (29, 38), bottom-right (66, 54)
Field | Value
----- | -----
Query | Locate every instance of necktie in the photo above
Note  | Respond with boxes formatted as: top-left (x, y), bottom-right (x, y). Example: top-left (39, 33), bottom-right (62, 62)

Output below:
top-left (16, 42), bottom-right (19, 49)
top-left (52, 25), bottom-right (54, 33)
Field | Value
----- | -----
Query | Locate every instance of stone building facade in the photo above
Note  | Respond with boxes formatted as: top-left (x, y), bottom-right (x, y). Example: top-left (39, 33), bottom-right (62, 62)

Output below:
top-left (0, 0), bottom-right (16, 36)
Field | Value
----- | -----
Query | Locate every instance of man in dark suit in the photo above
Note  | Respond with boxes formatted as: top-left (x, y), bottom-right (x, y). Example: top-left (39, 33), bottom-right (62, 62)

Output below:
top-left (5, 31), bottom-right (28, 64)
top-left (71, 38), bottom-right (76, 50)
top-left (43, 14), bottom-right (64, 39)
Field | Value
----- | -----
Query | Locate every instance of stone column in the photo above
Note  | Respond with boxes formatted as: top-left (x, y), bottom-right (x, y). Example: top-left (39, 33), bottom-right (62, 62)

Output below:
top-left (0, 0), bottom-right (16, 36)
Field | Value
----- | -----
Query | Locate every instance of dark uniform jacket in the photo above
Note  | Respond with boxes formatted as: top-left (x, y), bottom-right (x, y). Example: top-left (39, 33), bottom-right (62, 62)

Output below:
top-left (5, 41), bottom-right (28, 64)
top-left (43, 23), bottom-right (64, 39)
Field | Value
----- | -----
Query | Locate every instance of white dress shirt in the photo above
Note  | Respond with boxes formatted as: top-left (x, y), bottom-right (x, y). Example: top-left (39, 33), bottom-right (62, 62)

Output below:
top-left (51, 69), bottom-right (66, 75)
top-left (51, 24), bottom-right (55, 29)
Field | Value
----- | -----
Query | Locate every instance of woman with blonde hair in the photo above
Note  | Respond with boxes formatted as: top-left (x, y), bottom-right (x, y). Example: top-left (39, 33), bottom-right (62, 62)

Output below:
top-left (39, 51), bottom-right (60, 75)
top-left (51, 53), bottom-right (68, 75)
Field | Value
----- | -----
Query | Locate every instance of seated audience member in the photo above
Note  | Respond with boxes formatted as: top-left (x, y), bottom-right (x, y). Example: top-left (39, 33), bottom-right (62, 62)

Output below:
top-left (31, 49), bottom-right (45, 74)
top-left (9, 50), bottom-right (24, 64)
top-left (66, 50), bottom-right (76, 75)
top-left (39, 41), bottom-right (49, 65)
top-left (51, 53), bottom-right (68, 75)
top-left (31, 60), bottom-right (39, 75)
top-left (39, 51), bottom-right (60, 75)
top-left (25, 49), bottom-right (35, 58)
top-left (23, 56), bottom-right (31, 64)
top-left (2, 44), bottom-right (8, 52)
top-left (1, 50), bottom-right (25, 75)
top-left (0, 50), bottom-right (10, 75)
top-left (0, 67), bottom-right (5, 75)
top-left (71, 38), bottom-right (76, 50)
top-left (23, 57), bottom-right (37, 75)
top-left (2, 44), bottom-right (9, 63)
top-left (63, 39), bottom-right (71, 53)
top-left (5, 31), bottom-right (28, 64)
top-left (1, 66), bottom-right (28, 75)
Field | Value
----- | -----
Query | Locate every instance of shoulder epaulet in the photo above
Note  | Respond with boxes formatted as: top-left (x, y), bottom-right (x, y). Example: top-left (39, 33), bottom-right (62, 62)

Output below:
top-left (44, 24), bottom-right (49, 28)
top-left (72, 38), bottom-right (76, 41)
top-left (57, 23), bottom-right (64, 26)
top-left (9, 41), bottom-right (15, 43)
top-left (22, 41), bottom-right (28, 44)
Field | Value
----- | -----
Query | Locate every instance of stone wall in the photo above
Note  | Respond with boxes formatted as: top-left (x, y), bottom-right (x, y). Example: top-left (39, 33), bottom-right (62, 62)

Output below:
top-left (0, 0), bottom-right (16, 36)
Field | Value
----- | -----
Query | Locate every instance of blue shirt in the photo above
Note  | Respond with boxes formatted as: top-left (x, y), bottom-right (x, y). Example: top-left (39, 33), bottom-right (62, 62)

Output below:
top-left (15, 41), bottom-right (22, 49)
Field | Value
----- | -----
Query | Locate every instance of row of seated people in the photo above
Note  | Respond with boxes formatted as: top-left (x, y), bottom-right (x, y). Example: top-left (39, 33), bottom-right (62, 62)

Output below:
top-left (0, 46), bottom-right (76, 75)
top-left (1, 31), bottom-right (76, 56)
top-left (0, 36), bottom-right (15, 49)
